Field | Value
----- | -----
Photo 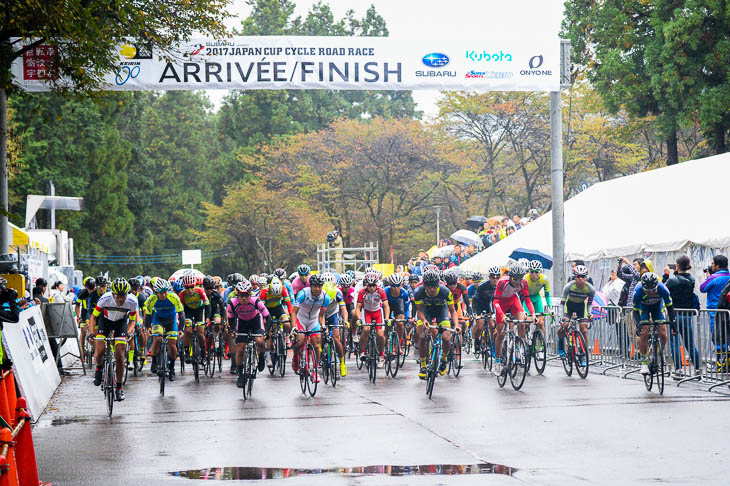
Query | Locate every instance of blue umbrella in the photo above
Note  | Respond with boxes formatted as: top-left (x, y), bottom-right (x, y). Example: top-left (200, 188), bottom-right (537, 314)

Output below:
top-left (509, 248), bottom-right (553, 269)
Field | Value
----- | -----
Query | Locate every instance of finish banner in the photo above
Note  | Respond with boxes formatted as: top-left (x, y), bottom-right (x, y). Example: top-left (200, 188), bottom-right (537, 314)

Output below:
top-left (12, 35), bottom-right (560, 92)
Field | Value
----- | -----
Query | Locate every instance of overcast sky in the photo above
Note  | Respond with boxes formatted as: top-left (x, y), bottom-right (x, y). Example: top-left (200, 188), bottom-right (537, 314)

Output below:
top-left (207, 0), bottom-right (564, 119)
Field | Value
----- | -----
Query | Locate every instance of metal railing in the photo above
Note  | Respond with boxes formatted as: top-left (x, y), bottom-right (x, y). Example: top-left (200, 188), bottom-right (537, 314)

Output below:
top-left (316, 242), bottom-right (378, 274)
top-left (540, 305), bottom-right (730, 393)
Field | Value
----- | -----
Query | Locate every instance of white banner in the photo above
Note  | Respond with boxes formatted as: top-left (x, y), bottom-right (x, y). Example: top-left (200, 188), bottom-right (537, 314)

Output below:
top-left (12, 35), bottom-right (560, 93)
top-left (2, 306), bottom-right (60, 421)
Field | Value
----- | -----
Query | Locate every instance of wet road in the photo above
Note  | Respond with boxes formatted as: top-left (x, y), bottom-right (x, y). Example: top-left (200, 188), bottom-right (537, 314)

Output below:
top-left (33, 354), bottom-right (730, 485)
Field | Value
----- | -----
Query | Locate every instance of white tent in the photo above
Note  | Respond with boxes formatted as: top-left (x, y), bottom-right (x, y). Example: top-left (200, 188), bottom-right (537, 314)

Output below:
top-left (461, 153), bottom-right (730, 274)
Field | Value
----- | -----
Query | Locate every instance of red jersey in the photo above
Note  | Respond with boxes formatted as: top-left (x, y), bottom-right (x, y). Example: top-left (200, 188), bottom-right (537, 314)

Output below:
top-left (357, 287), bottom-right (387, 312)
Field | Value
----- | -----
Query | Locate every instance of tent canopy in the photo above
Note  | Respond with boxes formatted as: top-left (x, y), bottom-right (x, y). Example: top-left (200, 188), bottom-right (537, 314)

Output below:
top-left (461, 153), bottom-right (730, 272)
top-left (7, 222), bottom-right (51, 253)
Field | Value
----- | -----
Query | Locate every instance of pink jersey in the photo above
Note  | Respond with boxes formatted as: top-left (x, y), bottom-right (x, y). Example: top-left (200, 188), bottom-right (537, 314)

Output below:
top-left (292, 276), bottom-right (309, 296)
top-left (227, 296), bottom-right (269, 323)
top-left (341, 286), bottom-right (355, 306)
top-left (357, 287), bottom-right (387, 312)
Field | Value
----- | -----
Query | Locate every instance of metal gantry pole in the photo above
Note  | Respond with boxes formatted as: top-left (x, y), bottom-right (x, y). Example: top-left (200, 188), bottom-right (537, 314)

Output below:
top-left (434, 205), bottom-right (441, 246)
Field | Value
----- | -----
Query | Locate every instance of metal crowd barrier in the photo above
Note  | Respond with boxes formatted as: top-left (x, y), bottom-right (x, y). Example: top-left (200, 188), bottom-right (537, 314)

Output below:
top-left (540, 305), bottom-right (730, 393)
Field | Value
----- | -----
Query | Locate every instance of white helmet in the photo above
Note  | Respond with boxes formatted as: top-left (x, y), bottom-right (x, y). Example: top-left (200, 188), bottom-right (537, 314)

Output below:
top-left (269, 278), bottom-right (283, 296)
top-left (322, 272), bottom-right (338, 285)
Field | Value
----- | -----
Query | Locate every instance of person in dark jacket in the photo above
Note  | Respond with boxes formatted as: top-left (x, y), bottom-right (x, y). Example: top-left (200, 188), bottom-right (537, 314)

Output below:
top-left (664, 255), bottom-right (701, 376)
top-left (617, 257), bottom-right (642, 307)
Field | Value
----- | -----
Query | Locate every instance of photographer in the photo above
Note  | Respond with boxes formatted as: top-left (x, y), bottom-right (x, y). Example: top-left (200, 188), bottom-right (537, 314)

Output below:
top-left (326, 230), bottom-right (343, 273)
top-left (665, 255), bottom-right (701, 377)
top-left (700, 255), bottom-right (730, 372)
top-left (0, 277), bottom-right (20, 370)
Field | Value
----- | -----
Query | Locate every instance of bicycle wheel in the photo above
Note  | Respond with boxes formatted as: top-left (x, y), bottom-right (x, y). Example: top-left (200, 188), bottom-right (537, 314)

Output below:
top-left (206, 335), bottom-right (214, 377)
top-left (299, 352), bottom-right (307, 394)
top-left (398, 334), bottom-right (407, 367)
top-left (464, 328), bottom-right (472, 355)
top-left (391, 332), bottom-right (401, 378)
top-left (105, 359), bottom-right (115, 417)
top-left (482, 332), bottom-right (493, 371)
top-left (452, 333), bottom-right (463, 377)
top-left (532, 329), bottom-right (547, 375)
top-left (246, 348), bottom-right (255, 399)
top-left (356, 335), bottom-right (364, 370)
top-left (574, 331), bottom-right (589, 379)
top-left (426, 346), bottom-right (439, 399)
top-left (277, 334), bottom-right (287, 377)
top-left (159, 344), bottom-right (167, 397)
top-left (385, 332), bottom-right (395, 377)
top-left (657, 346), bottom-right (665, 395)
top-left (330, 343), bottom-right (338, 387)
top-left (85, 340), bottom-right (93, 370)
top-left (306, 343), bottom-right (318, 397)
top-left (242, 348), bottom-right (251, 400)
top-left (562, 337), bottom-right (573, 377)
top-left (179, 339), bottom-right (185, 374)
top-left (497, 340), bottom-right (509, 388)
top-left (321, 341), bottom-right (330, 385)
top-left (193, 334), bottom-right (201, 383)
top-left (510, 337), bottom-right (528, 391)
top-left (367, 336), bottom-right (377, 383)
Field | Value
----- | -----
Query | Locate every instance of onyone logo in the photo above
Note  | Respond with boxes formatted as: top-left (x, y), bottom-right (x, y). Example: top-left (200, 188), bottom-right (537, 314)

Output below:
top-left (422, 53), bottom-right (450, 68)
top-left (529, 55), bottom-right (543, 69)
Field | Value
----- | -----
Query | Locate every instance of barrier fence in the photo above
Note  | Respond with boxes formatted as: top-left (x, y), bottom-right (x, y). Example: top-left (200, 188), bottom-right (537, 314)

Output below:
top-left (541, 305), bottom-right (730, 392)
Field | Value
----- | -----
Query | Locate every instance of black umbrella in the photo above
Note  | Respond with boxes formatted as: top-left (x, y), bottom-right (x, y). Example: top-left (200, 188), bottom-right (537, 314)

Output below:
top-left (465, 215), bottom-right (487, 229)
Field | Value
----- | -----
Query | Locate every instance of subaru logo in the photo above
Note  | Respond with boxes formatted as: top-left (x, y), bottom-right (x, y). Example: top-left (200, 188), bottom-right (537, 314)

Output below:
top-left (422, 53), bottom-right (450, 68)
top-left (529, 55), bottom-right (544, 69)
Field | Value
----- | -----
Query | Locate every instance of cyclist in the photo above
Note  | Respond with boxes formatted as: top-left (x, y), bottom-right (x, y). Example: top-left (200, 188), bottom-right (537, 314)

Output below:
top-left (321, 273), bottom-right (348, 377)
top-left (384, 273), bottom-right (410, 354)
top-left (472, 266), bottom-right (501, 355)
top-left (203, 276), bottom-right (227, 362)
top-left (291, 273), bottom-right (330, 382)
top-left (228, 280), bottom-right (270, 388)
top-left (224, 273), bottom-right (244, 373)
top-left (89, 278), bottom-right (138, 401)
top-left (292, 264), bottom-right (311, 296)
top-left (178, 274), bottom-right (210, 365)
top-left (258, 277), bottom-right (294, 368)
top-left (355, 272), bottom-right (390, 368)
top-left (339, 273), bottom-right (357, 358)
top-left (558, 264), bottom-right (595, 366)
top-left (525, 260), bottom-right (552, 336)
top-left (128, 277), bottom-right (148, 369)
top-left (145, 279), bottom-right (184, 381)
top-left (633, 272), bottom-right (675, 375)
top-left (443, 272), bottom-right (472, 332)
top-left (413, 270), bottom-right (458, 378)
top-left (273, 268), bottom-right (294, 299)
top-left (493, 263), bottom-right (535, 365)
top-left (76, 277), bottom-right (96, 360)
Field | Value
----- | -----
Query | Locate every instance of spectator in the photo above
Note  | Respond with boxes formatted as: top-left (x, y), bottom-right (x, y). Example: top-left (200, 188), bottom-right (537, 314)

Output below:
top-left (464, 245), bottom-right (477, 259)
top-left (602, 269), bottom-right (628, 357)
top-left (505, 226), bottom-right (516, 237)
top-left (451, 244), bottom-right (466, 266)
top-left (32, 278), bottom-right (49, 305)
top-left (432, 255), bottom-right (444, 270)
top-left (601, 270), bottom-right (625, 305)
top-left (700, 254), bottom-right (730, 371)
top-left (512, 215), bottom-right (522, 230)
top-left (664, 255), bottom-right (701, 376)
top-left (50, 280), bottom-right (74, 303)
top-left (617, 257), bottom-right (642, 307)
top-left (0, 277), bottom-right (20, 371)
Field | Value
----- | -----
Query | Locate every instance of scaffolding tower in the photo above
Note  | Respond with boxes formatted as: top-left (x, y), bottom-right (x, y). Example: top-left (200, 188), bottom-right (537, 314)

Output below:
top-left (316, 242), bottom-right (378, 274)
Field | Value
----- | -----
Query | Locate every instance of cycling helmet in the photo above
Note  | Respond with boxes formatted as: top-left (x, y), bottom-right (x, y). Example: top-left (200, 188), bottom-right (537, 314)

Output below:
top-left (444, 272), bottom-right (459, 285)
top-left (181, 274), bottom-right (197, 287)
top-left (96, 275), bottom-right (107, 286)
top-left (518, 258), bottom-right (530, 268)
top-left (573, 264), bottom-right (589, 277)
top-left (212, 276), bottom-right (222, 288)
top-left (202, 277), bottom-right (213, 289)
top-left (297, 264), bottom-right (310, 276)
top-left (641, 272), bottom-right (659, 290)
top-left (273, 268), bottom-right (287, 279)
top-left (235, 280), bottom-right (253, 293)
top-left (288, 273), bottom-right (298, 281)
top-left (129, 278), bottom-right (140, 290)
top-left (153, 278), bottom-right (169, 293)
top-left (363, 272), bottom-right (379, 286)
top-left (508, 262), bottom-right (526, 279)
top-left (422, 271), bottom-right (441, 286)
top-left (408, 274), bottom-right (421, 283)
top-left (389, 273), bottom-right (404, 287)
top-left (374, 269), bottom-right (383, 279)
top-left (322, 272), bottom-right (337, 285)
top-left (257, 275), bottom-right (267, 287)
top-left (472, 272), bottom-right (484, 282)
top-left (528, 260), bottom-right (543, 272)
top-left (259, 272), bottom-right (269, 281)
top-left (249, 275), bottom-right (258, 286)
top-left (423, 264), bottom-right (439, 274)
top-left (226, 274), bottom-right (236, 286)
top-left (461, 270), bottom-right (473, 280)
top-left (339, 274), bottom-right (353, 287)
top-left (83, 277), bottom-right (95, 290)
top-left (309, 274), bottom-right (324, 286)
top-left (172, 280), bottom-right (184, 293)
top-left (488, 265), bottom-right (502, 278)
top-left (111, 278), bottom-right (131, 295)
top-left (269, 278), bottom-right (283, 296)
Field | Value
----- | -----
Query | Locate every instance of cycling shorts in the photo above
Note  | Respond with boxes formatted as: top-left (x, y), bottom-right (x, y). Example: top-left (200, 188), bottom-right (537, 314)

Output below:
top-left (362, 309), bottom-right (384, 329)
top-left (296, 316), bottom-right (321, 333)
top-left (565, 300), bottom-right (587, 319)
top-left (638, 306), bottom-right (665, 323)
top-left (417, 306), bottom-right (450, 327)
top-left (151, 317), bottom-right (178, 341)
top-left (496, 295), bottom-right (523, 325)
top-left (235, 316), bottom-right (264, 343)
top-left (524, 295), bottom-right (544, 314)
top-left (388, 298), bottom-right (406, 317)
top-left (95, 316), bottom-right (129, 341)
top-left (345, 302), bottom-right (355, 316)
top-left (472, 298), bottom-right (493, 317)
top-left (184, 306), bottom-right (205, 325)
top-left (325, 313), bottom-right (342, 329)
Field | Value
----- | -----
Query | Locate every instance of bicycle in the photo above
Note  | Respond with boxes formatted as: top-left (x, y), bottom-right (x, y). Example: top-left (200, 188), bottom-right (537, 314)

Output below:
top-left (206, 322), bottom-right (225, 378)
top-left (425, 323), bottom-right (454, 399)
top-left (157, 333), bottom-right (169, 397)
top-left (524, 313), bottom-right (549, 375)
top-left (128, 325), bottom-right (146, 378)
top-left (237, 329), bottom-right (259, 400)
top-left (385, 319), bottom-right (402, 378)
top-left (177, 334), bottom-right (186, 375)
top-left (638, 320), bottom-right (668, 395)
top-left (320, 322), bottom-right (342, 387)
top-left (496, 316), bottom-right (530, 391)
top-left (296, 329), bottom-right (320, 397)
top-left (447, 324), bottom-right (463, 377)
top-left (359, 320), bottom-right (379, 384)
top-left (559, 315), bottom-right (591, 379)
top-left (84, 332), bottom-right (95, 371)
top-left (267, 316), bottom-right (289, 377)
top-left (471, 313), bottom-right (493, 371)
top-left (99, 335), bottom-right (118, 417)
top-left (460, 316), bottom-right (473, 355)
top-left (354, 323), bottom-right (365, 370)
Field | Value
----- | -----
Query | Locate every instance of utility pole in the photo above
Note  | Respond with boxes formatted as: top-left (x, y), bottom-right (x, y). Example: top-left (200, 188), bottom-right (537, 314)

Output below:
top-left (433, 205), bottom-right (441, 246)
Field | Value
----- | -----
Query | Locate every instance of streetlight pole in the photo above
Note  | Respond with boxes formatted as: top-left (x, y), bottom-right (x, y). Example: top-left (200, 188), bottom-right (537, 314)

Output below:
top-left (433, 205), bottom-right (441, 246)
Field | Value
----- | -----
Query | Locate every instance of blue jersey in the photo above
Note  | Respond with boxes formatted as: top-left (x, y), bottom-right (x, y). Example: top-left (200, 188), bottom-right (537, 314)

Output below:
top-left (467, 283), bottom-right (477, 301)
top-left (384, 286), bottom-right (411, 319)
top-left (283, 279), bottom-right (294, 302)
top-left (295, 287), bottom-right (332, 323)
top-left (633, 282), bottom-right (675, 323)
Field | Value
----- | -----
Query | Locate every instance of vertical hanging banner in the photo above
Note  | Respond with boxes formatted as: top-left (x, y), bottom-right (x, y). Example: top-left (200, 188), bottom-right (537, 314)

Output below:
top-left (12, 34), bottom-right (561, 92)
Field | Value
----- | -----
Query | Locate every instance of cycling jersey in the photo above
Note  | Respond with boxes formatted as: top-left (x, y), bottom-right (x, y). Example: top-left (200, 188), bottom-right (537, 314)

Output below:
top-left (473, 280), bottom-right (497, 315)
top-left (494, 276), bottom-right (534, 322)
top-left (292, 275), bottom-right (309, 296)
top-left (92, 292), bottom-right (138, 322)
top-left (525, 274), bottom-right (552, 305)
top-left (227, 296), bottom-right (269, 324)
top-left (561, 280), bottom-right (596, 318)
top-left (144, 292), bottom-right (184, 320)
top-left (413, 284), bottom-right (453, 326)
top-left (207, 290), bottom-right (226, 319)
top-left (357, 287), bottom-right (387, 312)
top-left (384, 286), bottom-right (410, 319)
top-left (87, 288), bottom-right (105, 316)
top-left (178, 287), bottom-right (210, 310)
top-left (341, 286), bottom-right (355, 306)
top-left (632, 282), bottom-right (675, 323)
top-left (294, 287), bottom-right (330, 331)
top-left (77, 288), bottom-right (91, 321)
top-left (323, 283), bottom-right (345, 318)
top-left (282, 279), bottom-right (294, 303)
top-left (258, 287), bottom-right (294, 315)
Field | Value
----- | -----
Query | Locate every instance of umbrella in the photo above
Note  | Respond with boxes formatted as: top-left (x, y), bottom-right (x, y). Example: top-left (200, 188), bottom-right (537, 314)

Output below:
top-left (436, 245), bottom-right (455, 258)
top-left (450, 229), bottom-right (483, 248)
top-left (465, 215), bottom-right (487, 229)
top-left (169, 268), bottom-right (205, 282)
top-left (509, 248), bottom-right (553, 269)
top-left (487, 216), bottom-right (506, 226)
top-left (591, 291), bottom-right (608, 319)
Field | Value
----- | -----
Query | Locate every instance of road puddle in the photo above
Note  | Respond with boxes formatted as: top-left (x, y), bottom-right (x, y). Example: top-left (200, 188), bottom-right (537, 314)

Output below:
top-left (170, 463), bottom-right (517, 480)
top-left (49, 417), bottom-right (90, 426)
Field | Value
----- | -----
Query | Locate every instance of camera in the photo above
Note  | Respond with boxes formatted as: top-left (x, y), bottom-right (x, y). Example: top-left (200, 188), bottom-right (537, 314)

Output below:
top-left (704, 265), bottom-right (714, 275)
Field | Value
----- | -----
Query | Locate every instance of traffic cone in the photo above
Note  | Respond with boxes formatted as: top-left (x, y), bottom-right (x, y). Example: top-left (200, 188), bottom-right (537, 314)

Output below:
top-left (3, 374), bottom-right (15, 427)
top-left (593, 338), bottom-right (601, 356)
top-left (0, 454), bottom-right (10, 486)
top-left (680, 346), bottom-right (689, 367)
top-left (13, 399), bottom-right (39, 486)
top-left (0, 379), bottom-right (9, 428)
top-left (0, 429), bottom-right (18, 486)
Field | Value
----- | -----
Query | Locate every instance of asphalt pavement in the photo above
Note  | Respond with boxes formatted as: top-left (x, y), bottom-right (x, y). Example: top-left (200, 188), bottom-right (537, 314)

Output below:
top-left (32, 352), bottom-right (730, 485)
